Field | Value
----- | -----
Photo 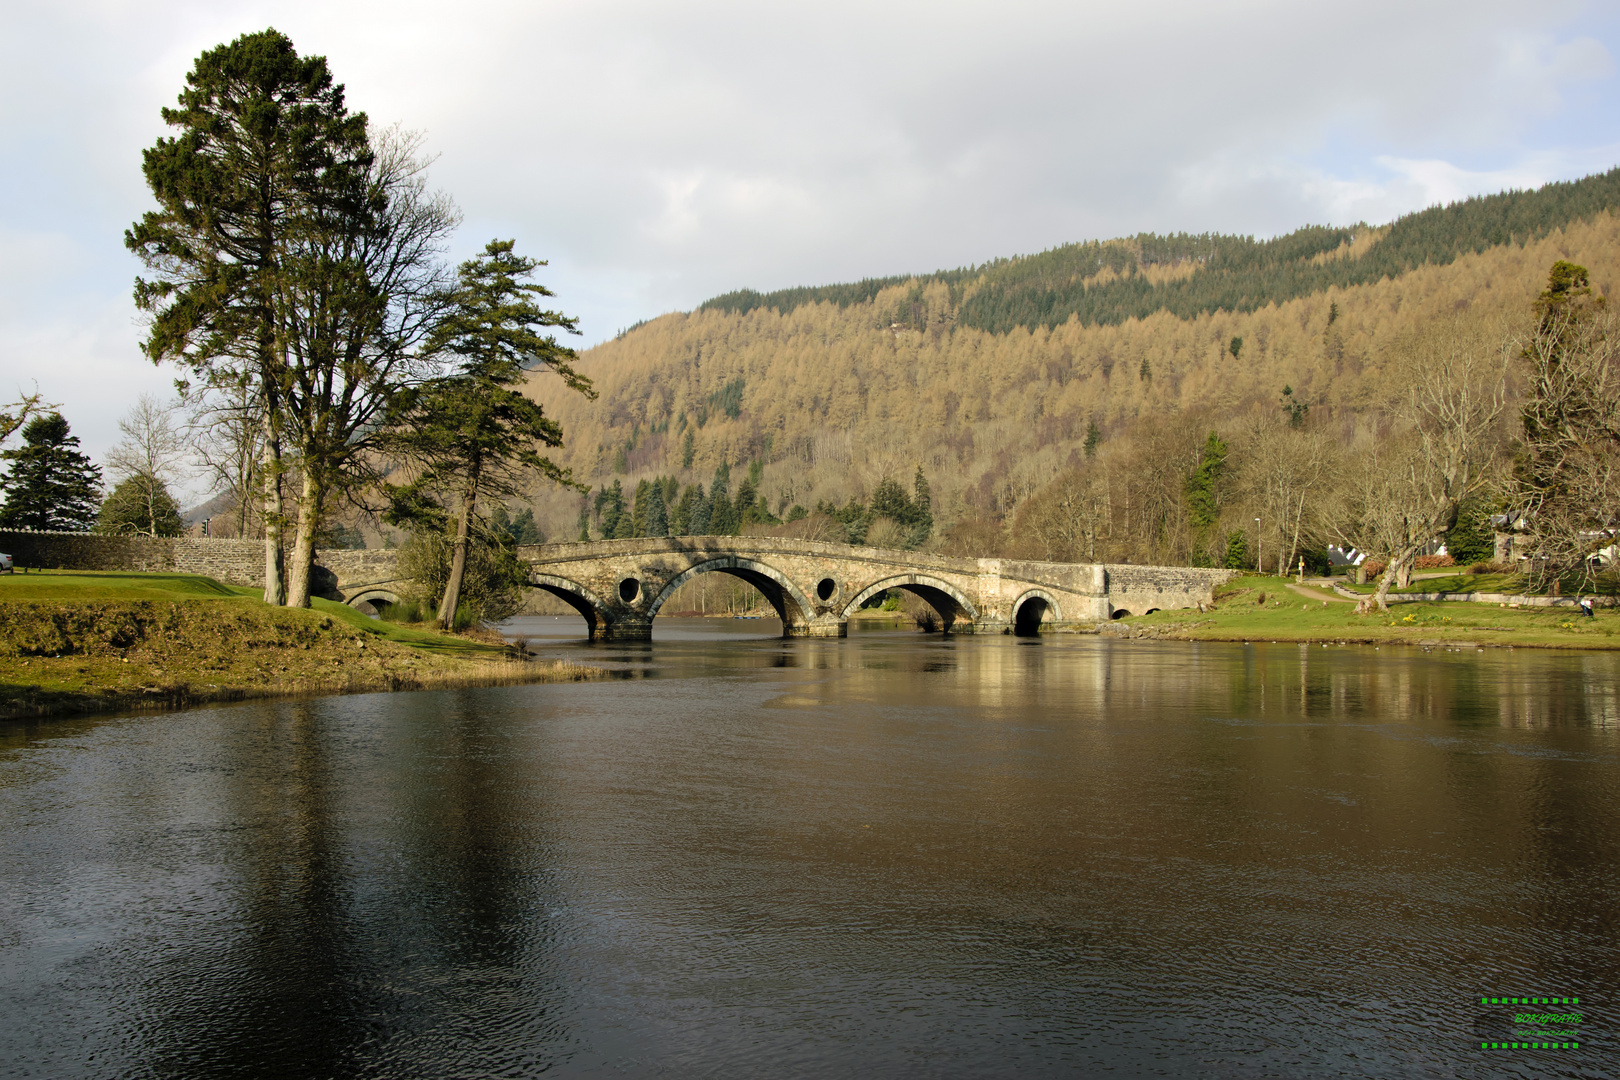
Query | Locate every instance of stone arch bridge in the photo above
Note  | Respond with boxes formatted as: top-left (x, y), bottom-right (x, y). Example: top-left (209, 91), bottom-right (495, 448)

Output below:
top-left (517, 537), bottom-right (1231, 640)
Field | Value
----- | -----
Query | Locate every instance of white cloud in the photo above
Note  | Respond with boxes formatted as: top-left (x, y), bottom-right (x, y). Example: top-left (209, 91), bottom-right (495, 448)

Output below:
top-left (2, 0), bottom-right (1618, 461)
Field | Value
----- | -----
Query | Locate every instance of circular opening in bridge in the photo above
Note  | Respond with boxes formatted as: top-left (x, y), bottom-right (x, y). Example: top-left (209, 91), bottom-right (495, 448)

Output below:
top-left (816, 577), bottom-right (836, 602)
top-left (618, 577), bottom-right (641, 603)
top-left (1110, 608), bottom-right (1132, 620)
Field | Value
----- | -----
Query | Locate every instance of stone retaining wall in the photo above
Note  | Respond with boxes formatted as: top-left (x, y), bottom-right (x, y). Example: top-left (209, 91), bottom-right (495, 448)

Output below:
top-left (0, 530), bottom-right (401, 599)
top-left (1329, 581), bottom-right (1617, 608)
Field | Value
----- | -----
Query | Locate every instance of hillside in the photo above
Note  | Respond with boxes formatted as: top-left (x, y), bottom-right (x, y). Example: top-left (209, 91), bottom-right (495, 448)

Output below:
top-left (517, 170), bottom-right (1620, 555)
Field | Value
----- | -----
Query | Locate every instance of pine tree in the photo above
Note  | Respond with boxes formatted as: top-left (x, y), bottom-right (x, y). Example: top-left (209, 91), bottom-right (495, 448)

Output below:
top-left (645, 482), bottom-right (669, 537)
top-left (383, 240), bottom-right (592, 627)
top-left (0, 414), bottom-right (103, 531)
top-left (685, 482), bottom-right (710, 535)
top-left (1083, 420), bottom-right (1102, 459)
top-left (910, 465), bottom-right (934, 545)
top-left (631, 479), bottom-right (650, 536)
top-left (709, 464), bottom-right (736, 535)
top-left (595, 479), bottom-right (625, 538)
top-left (681, 427), bottom-right (695, 469)
top-left (127, 29), bottom-right (372, 605)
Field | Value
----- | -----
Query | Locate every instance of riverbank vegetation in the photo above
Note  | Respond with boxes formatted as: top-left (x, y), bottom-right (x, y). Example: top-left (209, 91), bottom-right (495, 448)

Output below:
top-left (0, 571), bottom-right (598, 721)
top-left (1115, 576), bottom-right (1619, 650)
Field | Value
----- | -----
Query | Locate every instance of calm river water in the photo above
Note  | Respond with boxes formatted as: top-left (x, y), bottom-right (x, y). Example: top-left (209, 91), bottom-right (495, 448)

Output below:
top-left (1, 618), bottom-right (1616, 1078)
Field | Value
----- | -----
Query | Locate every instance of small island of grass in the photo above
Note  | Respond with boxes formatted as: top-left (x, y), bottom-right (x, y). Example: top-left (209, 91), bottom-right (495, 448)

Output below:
top-left (0, 570), bottom-right (599, 721)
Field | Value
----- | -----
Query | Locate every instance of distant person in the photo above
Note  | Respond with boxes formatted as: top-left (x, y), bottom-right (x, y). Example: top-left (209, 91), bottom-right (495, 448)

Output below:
top-left (1579, 597), bottom-right (1595, 619)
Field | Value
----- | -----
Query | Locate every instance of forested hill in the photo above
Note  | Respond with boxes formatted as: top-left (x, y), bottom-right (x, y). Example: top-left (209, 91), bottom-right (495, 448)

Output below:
top-left (522, 169), bottom-right (1620, 558)
top-left (700, 167), bottom-right (1620, 333)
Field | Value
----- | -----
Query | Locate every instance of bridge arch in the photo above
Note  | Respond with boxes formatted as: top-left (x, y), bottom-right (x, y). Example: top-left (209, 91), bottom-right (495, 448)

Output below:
top-left (648, 556), bottom-right (817, 632)
top-left (530, 572), bottom-right (616, 637)
top-left (345, 588), bottom-right (402, 615)
top-left (1012, 588), bottom-right (1061, 635)
top-left (842, 574), bottom-right (978, 631)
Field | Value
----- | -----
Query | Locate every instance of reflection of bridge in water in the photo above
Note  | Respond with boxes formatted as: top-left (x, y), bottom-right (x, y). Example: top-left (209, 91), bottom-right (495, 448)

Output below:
top-left (518, 537), bottom-right (1231, 641)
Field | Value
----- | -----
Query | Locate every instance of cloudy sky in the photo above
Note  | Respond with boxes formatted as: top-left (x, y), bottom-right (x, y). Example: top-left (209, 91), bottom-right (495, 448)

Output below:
top-left (4, 0), bottom-right (1619, 477)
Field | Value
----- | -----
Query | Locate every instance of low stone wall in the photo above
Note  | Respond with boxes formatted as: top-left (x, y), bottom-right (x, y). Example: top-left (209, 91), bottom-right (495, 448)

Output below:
top-left (0, 530), bottom-right (401, 600)
top-left (1, 530), bottom-right (265, 583)
top-left (1103, 564), bottom-right (1236, 617)
top-left (1329, 581), bottom-right (1617, 608)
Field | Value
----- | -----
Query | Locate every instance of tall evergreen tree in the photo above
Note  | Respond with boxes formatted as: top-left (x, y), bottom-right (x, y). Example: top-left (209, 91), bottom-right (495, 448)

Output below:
top-left (384, 239), bottom-right (593, 628)
top-left (0, 414), bottom-right (103, 531)
top-left (685, 482), bottom-right (710, 535)
top-left (1083, 420), bottom-right (1102, 459)
top-left (127, 29), bottom-right (370, 604)
top-left (595, 479), bottom-right (625, 538)
top-left (631, 479), bottom-right (651, 536)
top-left (644, 482), bottom-right (669, 537)
top-left (708, 464), bottom-right (736, 535)
top-left (911, 465), bottom-right (934, 545)
top-left (1184, 431), bottom-right (1228, 564)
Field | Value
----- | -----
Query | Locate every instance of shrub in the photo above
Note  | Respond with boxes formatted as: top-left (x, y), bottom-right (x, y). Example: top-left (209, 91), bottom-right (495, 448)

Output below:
top-left (1414, 554), bottom-right (1455, 569)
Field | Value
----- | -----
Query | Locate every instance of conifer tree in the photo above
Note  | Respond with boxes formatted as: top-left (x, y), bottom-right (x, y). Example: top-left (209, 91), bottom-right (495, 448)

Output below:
top-left (1083, 420), bottom-right (1102, 459)
top-left (684, 482), bottom-right (710, 535)
top-left (708, 464), bottom-right (736, 535)
top-left (911, 465), bottom-right (934, 545)
top-left (384, 239), bottom-right (593, 628)
top-left (127, 29), bottom-right (370, 604)
top-left (0, 414), bottom-right (103, 531)
top-left (631, 479), bottom-right (650, 536)
top-left (645, 482), bottom-right (669, 537)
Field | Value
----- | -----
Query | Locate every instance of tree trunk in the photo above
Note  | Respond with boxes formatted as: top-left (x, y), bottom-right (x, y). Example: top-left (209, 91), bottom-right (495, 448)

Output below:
top-left (260, 418), bottom-right (285, 606)
top-left (1289, 492), bottom-right (1307, 577)
top-left (1372, 547), bottom-right (1420, 612)
top-left (438, 475), bottom-right (479, 630)
top-left (286, 465), bottom-right (324, 608)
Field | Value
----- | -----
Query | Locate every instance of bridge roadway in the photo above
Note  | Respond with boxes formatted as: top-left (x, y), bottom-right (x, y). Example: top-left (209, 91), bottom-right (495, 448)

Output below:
top-left (517, 536), bottom-right (1230, 641)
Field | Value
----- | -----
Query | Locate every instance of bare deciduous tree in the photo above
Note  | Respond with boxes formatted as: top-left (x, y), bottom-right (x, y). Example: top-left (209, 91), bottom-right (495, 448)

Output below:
top-left (1233, 421), bottom-right (1337, 575)
top-left (1332, 317), bottom-right (1511, 611)
top-left (183, 376), bottom-right (264, 538)
top-left (107, 394), bottom-right (190, 486)
top-left (1511, 263), bottom-right (1620, 587)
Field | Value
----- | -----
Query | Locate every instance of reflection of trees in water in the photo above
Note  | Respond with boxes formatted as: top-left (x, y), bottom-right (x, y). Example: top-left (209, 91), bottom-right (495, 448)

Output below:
top-left (131, 695), bottom-right (577, 1077)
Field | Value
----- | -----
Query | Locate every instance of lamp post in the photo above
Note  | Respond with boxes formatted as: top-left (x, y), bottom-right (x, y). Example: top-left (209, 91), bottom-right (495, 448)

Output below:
top-left (1255, 517), bottom-right (1262, 575)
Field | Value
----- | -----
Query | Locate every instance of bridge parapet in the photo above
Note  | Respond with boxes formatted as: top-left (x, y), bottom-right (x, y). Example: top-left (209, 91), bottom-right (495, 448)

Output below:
top-left (519, 537), bottom-right (1231, 641)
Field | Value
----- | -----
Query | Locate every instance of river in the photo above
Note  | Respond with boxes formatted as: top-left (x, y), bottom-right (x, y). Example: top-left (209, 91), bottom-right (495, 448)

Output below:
top-left (1, 618), bottom-right (1615, 1078)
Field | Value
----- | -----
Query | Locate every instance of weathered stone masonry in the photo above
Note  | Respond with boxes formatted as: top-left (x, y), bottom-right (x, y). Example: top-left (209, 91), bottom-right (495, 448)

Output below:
top-left (518, 536), bottom-right (1233, 640)
top-left (0, 530), bottom-right (407, 607)
top-left (0, 529), bottom-right (1232, 635)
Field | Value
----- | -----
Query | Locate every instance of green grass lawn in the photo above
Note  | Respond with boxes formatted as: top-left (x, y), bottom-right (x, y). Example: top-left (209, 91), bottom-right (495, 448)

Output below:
top-left (1126, 575), bottom-right (1619, 649)
top-left (0, 569), bottom-right (250, 601)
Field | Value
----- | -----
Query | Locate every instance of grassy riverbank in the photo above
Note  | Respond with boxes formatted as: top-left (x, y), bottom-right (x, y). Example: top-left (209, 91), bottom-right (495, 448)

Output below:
top-left (0, 571), bottom-right (600, 720)
top-left (1114, 576), bottom-right (1620, 649)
